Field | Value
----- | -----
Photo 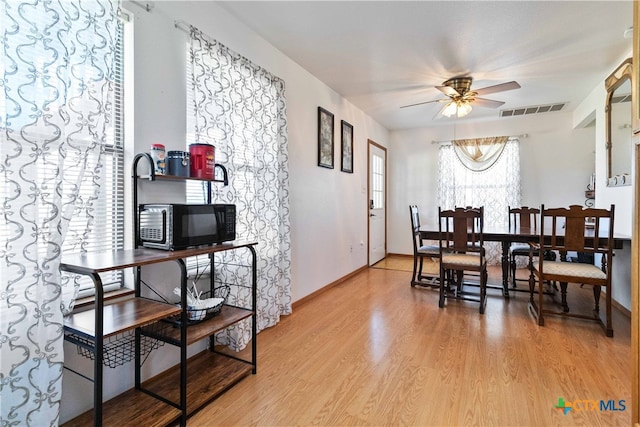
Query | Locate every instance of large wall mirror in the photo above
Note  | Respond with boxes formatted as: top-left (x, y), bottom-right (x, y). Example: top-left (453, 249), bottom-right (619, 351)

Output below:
top-left (605, 58), bottom-right (633, 186)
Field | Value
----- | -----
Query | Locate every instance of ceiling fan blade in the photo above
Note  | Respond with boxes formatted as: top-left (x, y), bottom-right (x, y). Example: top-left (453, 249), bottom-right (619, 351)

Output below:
top-left (435, 85), bottom-right (461, 97)
top-left (472, 81), bottom-right (521, 96)
top-left (473, 98), bottom-right (505, 108)
top-left (400, 98), bottom-right (448, 109)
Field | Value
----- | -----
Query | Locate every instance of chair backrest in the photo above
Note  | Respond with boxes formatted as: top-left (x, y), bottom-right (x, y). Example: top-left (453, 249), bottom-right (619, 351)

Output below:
top-left (508, 206), bottom-right (540, 230)
top-left (409, 205), bottom-right (421, 253)
top-left (439, 206), bottom-right (484, 253)
top-left (410, 205), bottom-right (420, 231)
top-left (538, 204), bottom-right (615, 257)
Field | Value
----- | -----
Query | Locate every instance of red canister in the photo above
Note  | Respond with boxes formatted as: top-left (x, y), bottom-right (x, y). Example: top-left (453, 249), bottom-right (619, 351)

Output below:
top-left (189, 143), bottom-right (215, 179)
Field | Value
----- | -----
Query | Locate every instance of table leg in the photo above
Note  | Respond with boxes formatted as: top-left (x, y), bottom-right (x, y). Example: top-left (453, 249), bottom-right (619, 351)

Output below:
top-left (501, 240), bottom-right (510, 298)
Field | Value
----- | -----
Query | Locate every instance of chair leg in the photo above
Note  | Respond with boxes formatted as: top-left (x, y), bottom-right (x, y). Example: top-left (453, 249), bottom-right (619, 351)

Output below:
top-left (560, 282), bottom-right (569, 313)
top-left (418, 257), bottom-right (424, 281)
top-left (605, 285), bottom-right (613, 337)
top-left (510, 254), bottom-right (517, 289)
top-left (537, 274), bottom-right (545, 326)
top-left (593, 285), bottom-right (601, 314)
top-left (479, 268), bottom-right (487, 314)
top-left (528, 266), bottom-right (535, 302)
top-left (438, 266), bottom-right (446, 308)
top-left (411, 255), bottom-right (418, 287)
top-left (455, 270), bottom-right (463, 294)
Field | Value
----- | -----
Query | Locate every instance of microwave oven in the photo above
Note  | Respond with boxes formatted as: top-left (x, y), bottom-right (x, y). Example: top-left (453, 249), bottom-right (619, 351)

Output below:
top-left (138, 203), bottom-right (236, 250)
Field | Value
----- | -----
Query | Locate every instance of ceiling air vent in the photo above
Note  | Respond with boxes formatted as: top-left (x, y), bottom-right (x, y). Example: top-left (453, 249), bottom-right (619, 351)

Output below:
top-left (500, 103), bottom-right (566, 117)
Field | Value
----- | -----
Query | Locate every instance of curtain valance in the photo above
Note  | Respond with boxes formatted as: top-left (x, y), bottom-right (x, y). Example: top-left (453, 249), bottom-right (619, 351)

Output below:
top-left (452, 136), bottom-right (509, 171)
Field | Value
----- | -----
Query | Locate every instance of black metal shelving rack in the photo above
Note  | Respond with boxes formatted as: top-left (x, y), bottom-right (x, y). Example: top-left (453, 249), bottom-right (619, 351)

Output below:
top-left (61, 153), bottom-right (257, 427)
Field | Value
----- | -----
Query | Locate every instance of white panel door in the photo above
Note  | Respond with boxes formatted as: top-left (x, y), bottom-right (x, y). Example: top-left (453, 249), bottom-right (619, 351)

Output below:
top-left (369, 142), bottom-right (386, 265)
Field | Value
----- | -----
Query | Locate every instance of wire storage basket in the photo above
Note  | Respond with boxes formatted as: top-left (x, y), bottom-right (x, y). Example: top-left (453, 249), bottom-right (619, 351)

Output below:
top-left (176, 285), bottom-right (230, 325)
top-left (66, 322), bottom-right (165, 368)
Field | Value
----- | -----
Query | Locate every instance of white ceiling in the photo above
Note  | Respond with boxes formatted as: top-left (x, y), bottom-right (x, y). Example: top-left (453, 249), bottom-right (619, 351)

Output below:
top-left (218, 1), bottom-right (633, 130)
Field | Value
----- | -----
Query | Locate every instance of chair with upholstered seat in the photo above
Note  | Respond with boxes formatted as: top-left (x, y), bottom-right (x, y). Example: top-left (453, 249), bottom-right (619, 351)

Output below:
top-left (409, 205), bottom-right (440, 288)
top-left (528, 204), bottom-right (615, 337)
top-left (438, 206), bottom-right (488, 313)
top-left (508, 206), bottom-right (540, 290)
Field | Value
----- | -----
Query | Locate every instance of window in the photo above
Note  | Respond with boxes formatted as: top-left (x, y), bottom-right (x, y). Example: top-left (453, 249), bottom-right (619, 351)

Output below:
top-left (438, 139), bottom-right (521, 263)
top-left (371, 153), bottom-right (385, 209)
top-left (63, 14), bottom-right (129, 298)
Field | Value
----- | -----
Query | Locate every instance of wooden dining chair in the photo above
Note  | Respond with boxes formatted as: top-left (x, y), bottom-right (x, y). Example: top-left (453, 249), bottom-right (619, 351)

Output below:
top-left (528, 204), bottom-right (615, 337)
top-left (508, 206), bottom-right (540, 290)
top-left (409, 205), bottom-right (440, 288)
top-left (438, 206), bottom-right (488, 313)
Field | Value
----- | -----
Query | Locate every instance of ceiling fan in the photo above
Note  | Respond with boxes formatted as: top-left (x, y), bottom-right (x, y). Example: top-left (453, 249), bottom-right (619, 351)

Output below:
top-left (400, 77), bottom-right (521, 118)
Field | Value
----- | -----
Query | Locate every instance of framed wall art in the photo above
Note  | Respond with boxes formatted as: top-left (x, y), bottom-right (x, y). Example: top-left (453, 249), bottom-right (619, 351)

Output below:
top-left (341, 120), bottom-right (353, 173)
top-left (318, 107), bottom-right (334, 168)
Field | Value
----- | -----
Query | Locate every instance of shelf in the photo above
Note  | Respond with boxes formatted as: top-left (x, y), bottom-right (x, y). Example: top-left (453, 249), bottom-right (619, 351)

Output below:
top-left (64, 351), bottom-right (253, 426)
top-left (62, 387), bottom-right (182, 427)
top-left (137, 174), bottom-right (226, 184)
top-left (142, 350), bottom-right (253, 417)
top-left (61, 242), bottom-right (258, 275)
top-left (133, 153), bottom-right (228, 186)
top-left (145, 305), bottom-right (253, 345)
top-left (64, 298), bottom-right (181, 339)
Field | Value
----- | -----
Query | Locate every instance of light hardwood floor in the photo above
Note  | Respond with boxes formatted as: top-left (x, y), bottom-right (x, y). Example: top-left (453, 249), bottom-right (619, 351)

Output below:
top-left (190, 258), bottom-right (631, 426)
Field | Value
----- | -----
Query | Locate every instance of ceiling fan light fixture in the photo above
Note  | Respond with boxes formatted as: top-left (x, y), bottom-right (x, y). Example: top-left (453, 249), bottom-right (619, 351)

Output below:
top-left (442, 101), bottom-right (459, 117)
top-left (442, 100), bottom-right (472, 118)
top-left (457, 101), bottom-right (472, 117)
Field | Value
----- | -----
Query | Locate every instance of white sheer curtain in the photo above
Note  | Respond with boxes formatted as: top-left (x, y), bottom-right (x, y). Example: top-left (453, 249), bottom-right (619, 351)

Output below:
top-left (188, 26), bottom-right (292, 351)
top-left (438, 138), bottom-right (521, 264)
top-left (0, 1), bottom-right (119, 424)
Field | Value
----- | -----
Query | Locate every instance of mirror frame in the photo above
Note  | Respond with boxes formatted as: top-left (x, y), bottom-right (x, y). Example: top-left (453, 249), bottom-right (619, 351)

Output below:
top-left (605, 57), bottom-right (633, 186)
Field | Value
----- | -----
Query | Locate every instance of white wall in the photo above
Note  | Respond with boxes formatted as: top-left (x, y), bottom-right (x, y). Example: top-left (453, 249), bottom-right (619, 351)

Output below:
top-left (573, 51), bottom-right (633, 311)
top-left (388, 111), bottom-right (595, 255)
top-left (61, 1), bottom-right (388, 422)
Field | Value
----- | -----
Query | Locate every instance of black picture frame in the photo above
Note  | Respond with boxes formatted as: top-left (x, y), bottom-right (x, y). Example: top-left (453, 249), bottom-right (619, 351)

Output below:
top-left (341, 120), bottom-right (353, 173)
top-left (318, 107), bottom-right (334, 169)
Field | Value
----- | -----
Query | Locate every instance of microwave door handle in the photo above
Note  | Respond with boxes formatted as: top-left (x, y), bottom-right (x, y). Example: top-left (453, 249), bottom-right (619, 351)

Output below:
top-left (137, 205), bottom-right (147, 246)
top-left (161, 210), bottom-right (167, 244)
top-left (215, 210), bottom-right (223, 234)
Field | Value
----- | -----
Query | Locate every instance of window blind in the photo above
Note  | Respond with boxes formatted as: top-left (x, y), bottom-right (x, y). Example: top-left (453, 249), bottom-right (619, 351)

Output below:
top-left (66, 18), bottom-right (126, 298)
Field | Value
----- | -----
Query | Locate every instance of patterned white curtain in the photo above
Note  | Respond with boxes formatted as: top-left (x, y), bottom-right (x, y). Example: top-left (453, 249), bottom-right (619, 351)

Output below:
top-left (0, 0), bottom-right (119, 425)
top-left (188, 26), bottom-right (292, 350)
top-left (438, 139), bottom-right (521, 264)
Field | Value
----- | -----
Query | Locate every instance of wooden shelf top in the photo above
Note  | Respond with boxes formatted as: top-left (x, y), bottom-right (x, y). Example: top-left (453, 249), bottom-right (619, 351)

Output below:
top-left (143, 350), bottom-right (253, 416)
top-left (64, 298), bottom-right (181, 339)
top-left (149, 305), bottom-right (253, 345)
top-left (137, 174), bottom-right (226, 183)
top-left (62, 386), bottom-right (182, 427)
top-left (62, 351), bottom-right (253, 426)
top-left (60, 241), bottom-right (258, 275)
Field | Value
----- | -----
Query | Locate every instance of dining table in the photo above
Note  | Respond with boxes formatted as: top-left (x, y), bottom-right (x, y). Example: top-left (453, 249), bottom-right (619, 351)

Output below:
top-left (419, 224), bottom-right (629, 298)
